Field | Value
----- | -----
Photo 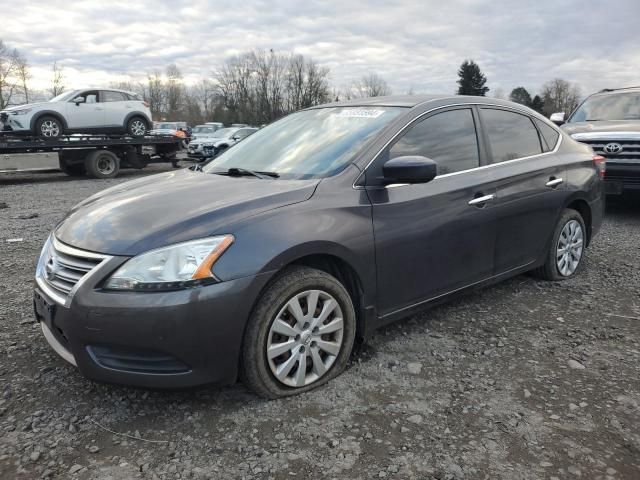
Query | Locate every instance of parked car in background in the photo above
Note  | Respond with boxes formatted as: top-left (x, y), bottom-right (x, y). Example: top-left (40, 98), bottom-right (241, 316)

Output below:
top-left (205, 122), bottom-right (224, 131)
top-left (188, 126), bottom-right (257, 160)
top-left (231, 123), bottom-right (248, 128)
top-left (34, 95), bottom-right (603, 398)
top-left (191, 125), bottom-right (218, 138)
top-left (0, 89), bottom-right (152, 138)
top-left (552, 86), bottom-right (640, 195)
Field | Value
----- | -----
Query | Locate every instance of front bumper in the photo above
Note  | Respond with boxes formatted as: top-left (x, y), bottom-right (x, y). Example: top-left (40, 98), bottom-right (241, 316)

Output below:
top-left (0, 112), bottom-right (30, 132)
top-left (34, 267), bottom-right (273, 388)
top-left (605, 162), bottom-right (640, 194)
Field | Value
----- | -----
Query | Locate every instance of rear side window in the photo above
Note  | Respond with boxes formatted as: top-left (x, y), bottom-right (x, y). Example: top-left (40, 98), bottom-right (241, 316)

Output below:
top-left (390, 108), bottom-right (480, 175)
top-left (102, 91), bottom-right (126, 102)
top-left (481, 109), bottom-right (542, 163)
top-left (534, 119), bottom-right (560, 151)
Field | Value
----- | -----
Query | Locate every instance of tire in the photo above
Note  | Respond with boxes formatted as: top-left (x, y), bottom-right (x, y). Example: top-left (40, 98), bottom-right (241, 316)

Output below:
top-left (240, 266), bottom-right (356, 399)
top-left (58, 157), bottom-right (85, 176)
top-left (35, 116), bottom-right (64, 138)
top-left (126, 117), bottom-right (148, 137)
top-left (532, 209), bottom-right (587, 281)
top-left (84, 150), bottom-right (120, 179)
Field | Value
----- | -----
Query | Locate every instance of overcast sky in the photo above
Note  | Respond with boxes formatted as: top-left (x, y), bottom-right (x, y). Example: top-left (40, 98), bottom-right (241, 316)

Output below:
top-left (4, 0), bottom-right (640, 98)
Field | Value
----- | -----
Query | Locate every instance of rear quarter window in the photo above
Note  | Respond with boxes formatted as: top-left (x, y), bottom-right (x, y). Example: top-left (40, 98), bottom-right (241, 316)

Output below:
top-left (481, 108), bottom-right (542, 163)
top-left (534, 119), bottom-right (560, 151)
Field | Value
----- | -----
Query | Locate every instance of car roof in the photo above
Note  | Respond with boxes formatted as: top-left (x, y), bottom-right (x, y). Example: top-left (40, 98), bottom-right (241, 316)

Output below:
top-left (592, 86), bottom-right (640, 96)
top-left (311, 94), bottom-right (523, 109)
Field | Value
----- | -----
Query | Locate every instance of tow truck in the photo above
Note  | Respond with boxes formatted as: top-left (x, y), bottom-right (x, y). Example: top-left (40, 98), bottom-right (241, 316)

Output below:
top-left (0, 133), bottom-right (183, 179)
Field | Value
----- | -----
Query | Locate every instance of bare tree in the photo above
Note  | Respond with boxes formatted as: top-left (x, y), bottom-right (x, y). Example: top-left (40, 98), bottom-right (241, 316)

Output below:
top-left (145, 71), bottom-right (165, 119)
top-left (15, 53), bottom-right (30, 103)
top-left (541, 78), bottom-right (581, 116)
top-left (165, 64), bottom-right (184, 120)
top-left (50, 62), bottom-right (65, 97)
top-left (348, 73), bottom-right (392, 98)
top-left (214, 49), bottom-right (330, 125)
top-left (0, 40), bottom-right (21, 109)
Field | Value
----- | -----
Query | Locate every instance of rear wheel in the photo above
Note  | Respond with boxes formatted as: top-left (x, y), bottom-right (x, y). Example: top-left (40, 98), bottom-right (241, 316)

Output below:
top-left (126, 117), bottom-right (147, 137)
top-left (35, 116), bottom-right (63, 138)
top-left (533, 209), bottom-right (586, 281)
top-left (84, 150), bottom-right (120, 179)
top-left (240, 266), bottom-right (356, 399)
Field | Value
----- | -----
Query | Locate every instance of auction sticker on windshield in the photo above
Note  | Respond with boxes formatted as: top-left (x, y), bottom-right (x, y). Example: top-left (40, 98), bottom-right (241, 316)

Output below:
top-left (334, 109), bottom-right (385, 118)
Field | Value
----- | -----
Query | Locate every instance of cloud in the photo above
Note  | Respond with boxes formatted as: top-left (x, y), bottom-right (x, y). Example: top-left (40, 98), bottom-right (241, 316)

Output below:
top-left (4, 0), bottom-right (640, 96)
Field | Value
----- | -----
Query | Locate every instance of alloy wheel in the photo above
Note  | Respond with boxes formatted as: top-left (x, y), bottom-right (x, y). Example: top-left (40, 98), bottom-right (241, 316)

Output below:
top-left (41, 120), bottom-right (60, 137)
top-left (130, 120), bottom-right (146, 136)
top-left (266, 289), bottom-right (344, 388)
top-left (556, 219), bottom-right (584, 276)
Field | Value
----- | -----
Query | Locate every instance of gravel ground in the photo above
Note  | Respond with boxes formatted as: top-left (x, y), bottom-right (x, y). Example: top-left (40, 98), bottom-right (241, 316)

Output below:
top-left (1, 164), bottom-right (639, 480)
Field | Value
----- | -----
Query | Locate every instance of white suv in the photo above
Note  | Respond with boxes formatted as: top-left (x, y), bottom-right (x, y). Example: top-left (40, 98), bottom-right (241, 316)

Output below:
top-left (0, 88), bottom-right (152, 138)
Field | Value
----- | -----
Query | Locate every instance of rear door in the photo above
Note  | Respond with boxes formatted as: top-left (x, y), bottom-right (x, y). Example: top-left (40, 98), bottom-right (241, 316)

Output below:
top-left (64, 90), bottom-right (104, 129)
top-left (479, 107), bottom-right (566, 274)
top-left (100, 90), bottom-right (129, 127)
top-left (366, 107), bottom-right (499, 317)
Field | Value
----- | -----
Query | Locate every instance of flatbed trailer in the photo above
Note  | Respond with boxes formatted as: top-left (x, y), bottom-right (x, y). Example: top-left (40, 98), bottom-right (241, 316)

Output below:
top-left (0, 133), bottom-right (183, 179)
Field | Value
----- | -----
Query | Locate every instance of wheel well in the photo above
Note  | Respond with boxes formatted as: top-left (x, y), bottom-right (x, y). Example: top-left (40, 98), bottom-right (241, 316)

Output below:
top-left (291, 254), bottom-right (366, 339)
top-left (33, 112), bottom-right (67, 131)
top-left (566, 199), bottom-right (592, 245)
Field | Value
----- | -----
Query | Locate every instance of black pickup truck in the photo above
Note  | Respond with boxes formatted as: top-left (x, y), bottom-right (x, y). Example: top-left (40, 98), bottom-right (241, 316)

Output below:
top-left (550, 86), bottom-right (640, 195)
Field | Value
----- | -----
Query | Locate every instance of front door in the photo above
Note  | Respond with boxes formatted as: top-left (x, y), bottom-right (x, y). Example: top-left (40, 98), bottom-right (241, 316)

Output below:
top-left (366, 107), bottom-right (498, 317)
top-left (478, 107), bottom-right (567, 273)
top-left (65, 90), bottom-right (104, 129)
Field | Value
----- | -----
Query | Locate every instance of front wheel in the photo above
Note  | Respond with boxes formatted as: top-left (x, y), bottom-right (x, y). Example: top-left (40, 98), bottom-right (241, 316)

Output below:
top-left (533, 209), bottom-right (587, 281)
top-left (240, 266), bottom-right (356, 399)
top-left (35, 116), bottom-right (63, 138)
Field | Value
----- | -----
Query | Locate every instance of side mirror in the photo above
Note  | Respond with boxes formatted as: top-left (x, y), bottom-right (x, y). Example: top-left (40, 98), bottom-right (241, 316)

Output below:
top-left (550, 112), bottom-right (565, 126)
top-left (232, 135), bottom-right (240, 141)
top-left (72, 97), bottom-right (86, 105)
top-left (383, 156), bottom-right (438, 184)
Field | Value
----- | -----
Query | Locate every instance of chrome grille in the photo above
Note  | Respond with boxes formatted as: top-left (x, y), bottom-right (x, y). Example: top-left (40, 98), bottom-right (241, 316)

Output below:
top-left (36, 236), bottom-right (108, 305)
top-left (577, 139), bottom-right (640, 162)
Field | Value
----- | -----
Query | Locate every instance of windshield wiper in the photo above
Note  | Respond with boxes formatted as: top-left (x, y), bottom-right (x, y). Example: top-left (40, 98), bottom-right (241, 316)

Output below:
top-left (225, 167), bottom-right (279, 179)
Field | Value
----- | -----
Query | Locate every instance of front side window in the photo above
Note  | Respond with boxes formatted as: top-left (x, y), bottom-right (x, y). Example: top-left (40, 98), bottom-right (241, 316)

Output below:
top-left (481, 109), bottom-right (542, 163)
top-left (203, 107), bottom-right (404, 179)
top-left (102, 91), bottom-right (126, 102)
top-left (389, 108), bottom-right (480, 175)
top-left (74, 90), bottom-right (100, 104)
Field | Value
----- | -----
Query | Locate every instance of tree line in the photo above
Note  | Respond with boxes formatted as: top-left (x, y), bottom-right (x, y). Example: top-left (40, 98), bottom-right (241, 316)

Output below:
top-left (457, 59), bottom-right (582, 116)
top-left (1, 37), bottom-right (584, 125)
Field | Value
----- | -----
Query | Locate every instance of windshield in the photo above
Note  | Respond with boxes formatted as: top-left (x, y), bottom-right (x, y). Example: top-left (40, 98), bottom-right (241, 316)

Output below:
top-left (569, 92), bottom-right (640, 122)
top-left (192, 126), bottom-right (216, 135)
top-left (213, 128), bottom-right (237, 138)
top-left (49, 91), bottom-right (77, 102)
top-left (203, 107), bottom-right (404, 179)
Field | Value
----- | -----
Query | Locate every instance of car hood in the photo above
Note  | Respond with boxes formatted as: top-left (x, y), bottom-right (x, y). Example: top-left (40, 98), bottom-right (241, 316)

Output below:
top-left (54, 169), bottom-right (319, 256)
top-left (2, 102), bottom-right (49, 112)
top-left (562, 120), bottom-right (640, 138)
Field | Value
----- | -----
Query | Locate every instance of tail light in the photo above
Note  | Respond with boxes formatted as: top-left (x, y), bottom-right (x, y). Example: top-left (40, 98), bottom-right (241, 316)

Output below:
top-left (593, 155), bottom-right (606, 179)
top-left (143, 101), bottom-right (150, 108)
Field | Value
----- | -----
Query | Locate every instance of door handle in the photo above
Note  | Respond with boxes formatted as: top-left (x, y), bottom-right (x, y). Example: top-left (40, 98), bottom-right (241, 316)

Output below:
top-left (468, 194), bottom-right (495, 206)
top-left (546, 177), bottom-right (563, 188)
top-left (95, 107), bottom-right (104, 111)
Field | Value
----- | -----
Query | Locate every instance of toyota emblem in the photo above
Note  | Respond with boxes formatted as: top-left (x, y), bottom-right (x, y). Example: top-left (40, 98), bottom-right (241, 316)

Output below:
top-left (603, 143), bottom-right (623, 155)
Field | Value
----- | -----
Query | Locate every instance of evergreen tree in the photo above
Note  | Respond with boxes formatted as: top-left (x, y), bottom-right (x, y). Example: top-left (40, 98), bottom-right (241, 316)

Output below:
top-left (509, 87), bottom-right (532, 106)
top-left (456, 60), bottom-right (489, 96)
top-left (529, 95), bottom-right (545, 114)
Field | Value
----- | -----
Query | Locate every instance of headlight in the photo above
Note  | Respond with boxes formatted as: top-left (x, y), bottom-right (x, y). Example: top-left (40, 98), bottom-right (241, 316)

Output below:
top-left (104, 235), bottom-right (234, 291)
top-left (11, 108), bottom-right (32, 115)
